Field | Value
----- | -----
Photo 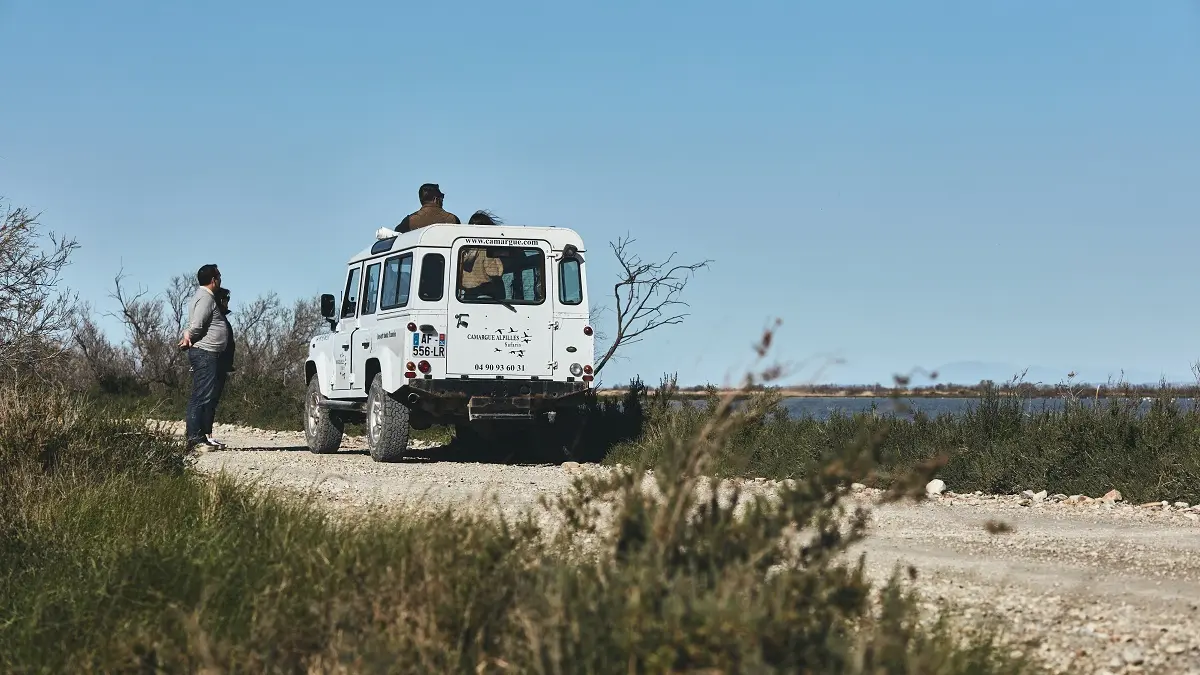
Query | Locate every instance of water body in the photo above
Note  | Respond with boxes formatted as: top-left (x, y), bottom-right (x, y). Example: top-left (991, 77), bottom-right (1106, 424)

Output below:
top-left (755, 397), bottom-right (1199, 421)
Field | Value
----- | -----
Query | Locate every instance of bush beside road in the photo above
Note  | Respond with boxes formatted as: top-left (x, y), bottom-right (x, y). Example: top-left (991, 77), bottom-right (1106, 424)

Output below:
top-left (10, 386), bottom-right (1200, 672)
top-left (187, 423), bottom-right (1200, 674)
top-left (2, 386), bottom-right (1032, 674)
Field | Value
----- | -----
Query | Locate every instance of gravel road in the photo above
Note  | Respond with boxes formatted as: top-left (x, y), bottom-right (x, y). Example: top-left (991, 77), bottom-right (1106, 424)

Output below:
top-left (169, 421), bottom-right (1200, 675)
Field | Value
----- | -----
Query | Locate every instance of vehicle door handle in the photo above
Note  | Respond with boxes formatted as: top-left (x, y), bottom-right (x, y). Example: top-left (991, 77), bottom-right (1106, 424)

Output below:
top-left (342, 344), bottom-right (349, 350)
top-left (361, 341), bottom-right (370, 348)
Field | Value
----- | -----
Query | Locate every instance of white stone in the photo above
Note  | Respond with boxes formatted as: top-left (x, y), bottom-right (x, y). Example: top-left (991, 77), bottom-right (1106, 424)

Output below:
top-left (925, 479), bottom-right (946, 496)
top-left (1123, 647), bottom-right (1144, 665)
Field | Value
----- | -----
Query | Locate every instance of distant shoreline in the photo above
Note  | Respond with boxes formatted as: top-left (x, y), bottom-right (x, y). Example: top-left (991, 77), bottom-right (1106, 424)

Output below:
top-left (591, 384), bottom-right (1200, 400)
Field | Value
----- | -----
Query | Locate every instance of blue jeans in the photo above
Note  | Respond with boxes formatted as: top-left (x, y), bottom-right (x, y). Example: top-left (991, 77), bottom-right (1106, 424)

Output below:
top-left (207, 369), bottom-right (229, 436)
top-left (185, 347), bottom-right (222, 444)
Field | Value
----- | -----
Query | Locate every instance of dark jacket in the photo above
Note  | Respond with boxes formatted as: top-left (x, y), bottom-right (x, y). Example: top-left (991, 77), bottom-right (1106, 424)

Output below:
top-left (396, 204), bottom-right (460, 232)
top-left (219, 310), bottom-right (236, 372)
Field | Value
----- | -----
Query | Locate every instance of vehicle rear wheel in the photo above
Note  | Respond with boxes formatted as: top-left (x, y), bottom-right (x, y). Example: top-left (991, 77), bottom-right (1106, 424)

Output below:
top-left (367, 373), bottom-right (410, 463)
top-left (305, 375), bottom-right (344, 454)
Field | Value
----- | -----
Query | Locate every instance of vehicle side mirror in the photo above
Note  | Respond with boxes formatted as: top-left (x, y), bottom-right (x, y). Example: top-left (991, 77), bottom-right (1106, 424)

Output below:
top-left (320, 293), bottom-right (338, 331)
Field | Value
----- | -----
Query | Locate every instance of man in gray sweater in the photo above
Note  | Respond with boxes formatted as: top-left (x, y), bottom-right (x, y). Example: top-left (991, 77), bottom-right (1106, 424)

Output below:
top-left (179, 263), bottom-right (229, 451)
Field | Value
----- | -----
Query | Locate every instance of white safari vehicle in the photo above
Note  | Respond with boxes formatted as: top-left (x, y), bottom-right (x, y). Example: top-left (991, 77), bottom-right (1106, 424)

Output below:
top-left (303, 222), bottom-right (595, 462)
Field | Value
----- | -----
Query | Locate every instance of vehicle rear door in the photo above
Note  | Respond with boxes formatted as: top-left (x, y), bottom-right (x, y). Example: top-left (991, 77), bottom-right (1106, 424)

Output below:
top-left (445, 236), bottom-right (555, 379)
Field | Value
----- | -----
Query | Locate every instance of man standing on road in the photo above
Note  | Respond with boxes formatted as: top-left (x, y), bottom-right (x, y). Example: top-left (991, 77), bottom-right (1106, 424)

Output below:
top-left (395, 183), bottom-right (460, 233)
top-left (201, 287), bottom-right (236, 449)
top-left (179, 263), bottom-right (229, 452)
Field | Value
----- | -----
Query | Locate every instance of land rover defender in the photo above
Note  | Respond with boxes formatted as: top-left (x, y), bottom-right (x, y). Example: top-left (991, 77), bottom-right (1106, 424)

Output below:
top-left (303, 222), bottom-right (594, 462)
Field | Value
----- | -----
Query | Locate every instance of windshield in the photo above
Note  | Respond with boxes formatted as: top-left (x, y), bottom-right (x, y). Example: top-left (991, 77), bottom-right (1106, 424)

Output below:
top-left (456, 246), bottom-right (545, 304)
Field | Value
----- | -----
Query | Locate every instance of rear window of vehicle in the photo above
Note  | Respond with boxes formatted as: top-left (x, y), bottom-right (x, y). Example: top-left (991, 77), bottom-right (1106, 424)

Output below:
top-left (456, 246), bottom-right (545, 305)
top-left (559, 258), bottom-right (582, 305)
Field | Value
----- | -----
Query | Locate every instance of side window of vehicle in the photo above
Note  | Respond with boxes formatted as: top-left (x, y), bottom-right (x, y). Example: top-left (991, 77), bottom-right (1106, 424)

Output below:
top-left (559, 258), bottom-right (583, 305)
top-left (418, 253), bottom-right (445, 301)
top-left (361, 261), bottom-right (381, 315)
top-left (380, 253), bottom-right (414, 310)
top-left (341, 266), bottom-right (361, 318)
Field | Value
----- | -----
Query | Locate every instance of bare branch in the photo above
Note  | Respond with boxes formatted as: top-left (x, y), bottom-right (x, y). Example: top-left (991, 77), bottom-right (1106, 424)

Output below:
top-left (592, 234), bottom-right (711, 377)
top-left (0, 199), bottom-right (81, 381)
top-left (104, 268), bottom-right (191, 388)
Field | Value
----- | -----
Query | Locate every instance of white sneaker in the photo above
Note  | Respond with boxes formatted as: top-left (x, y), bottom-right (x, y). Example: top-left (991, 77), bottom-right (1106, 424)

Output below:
top-left (188, 440), bottom-right (217, 454)
top-left (206, 435), bottom-right (226, 450)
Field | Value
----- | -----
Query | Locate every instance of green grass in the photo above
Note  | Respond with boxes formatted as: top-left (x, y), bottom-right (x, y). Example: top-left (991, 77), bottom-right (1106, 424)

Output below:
top-left (603, 377), bottom-right (1200, 504)
top-left (88, 364), bottom-right (1200, 504)
top-left (91, 375), bottom-right (454, 443)
top-left (0, 380), bottom-right (1030, 674)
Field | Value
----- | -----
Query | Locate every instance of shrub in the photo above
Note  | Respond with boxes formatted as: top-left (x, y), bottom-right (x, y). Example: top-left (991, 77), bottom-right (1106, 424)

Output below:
top-left (0, 331), bottom-right (1030, 673)
top-left (0, 384), bottom-right (186, 481)
top-left (608, 381), bottom-right (1200, 503)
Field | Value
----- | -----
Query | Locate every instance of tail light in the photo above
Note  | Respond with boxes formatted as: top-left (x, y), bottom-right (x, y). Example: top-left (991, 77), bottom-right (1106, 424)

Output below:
top-left (406, 362), bottom-right (416, 371)
top-left (583, 365), bottom-right (592, 374)
top-left (407, 322), bottom-right (417, 332)
top-left (583, 325), bottom-right (593, 336)
top-left (418, 360), bottom-right (431, 374)
top-left (582, 375), bottom-right (593, 382)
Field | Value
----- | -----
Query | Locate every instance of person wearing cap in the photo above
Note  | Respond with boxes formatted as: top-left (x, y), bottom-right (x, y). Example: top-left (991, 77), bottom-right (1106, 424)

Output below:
top-left (395, 183), bottom-right (460, 233)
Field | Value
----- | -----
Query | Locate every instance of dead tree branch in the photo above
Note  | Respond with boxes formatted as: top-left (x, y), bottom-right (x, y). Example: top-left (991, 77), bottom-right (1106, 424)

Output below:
top-left (592, 234), bottom-right (711, 377)
top-left (105, 268), bottom-right (189, 388)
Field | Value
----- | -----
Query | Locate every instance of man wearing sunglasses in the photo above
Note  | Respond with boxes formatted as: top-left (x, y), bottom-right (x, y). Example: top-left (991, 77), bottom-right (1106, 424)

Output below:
top-left (179, 263), bottom-right (229, 452)
top-left (395, 183), bottom-right (461, 233)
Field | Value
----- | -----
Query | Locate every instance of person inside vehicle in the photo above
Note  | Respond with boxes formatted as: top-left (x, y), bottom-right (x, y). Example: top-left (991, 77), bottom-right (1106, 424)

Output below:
top-left (458, 209), bottom-right (506, 299)
top-left (459, 245), bottom-right (505, 300)
top-left (395, 183), bottom-right (460, 233)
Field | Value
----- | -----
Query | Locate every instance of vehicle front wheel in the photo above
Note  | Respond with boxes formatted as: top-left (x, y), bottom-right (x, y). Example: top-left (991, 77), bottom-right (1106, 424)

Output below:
top-left (366, 373), bottom-right (410, 463)
top-left (305, 375), bottom-right (344, 454)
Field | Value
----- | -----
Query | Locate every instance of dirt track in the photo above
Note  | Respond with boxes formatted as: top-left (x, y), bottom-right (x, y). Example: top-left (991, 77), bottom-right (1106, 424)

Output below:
top-left (172, 421), bottom-right (1200, 674)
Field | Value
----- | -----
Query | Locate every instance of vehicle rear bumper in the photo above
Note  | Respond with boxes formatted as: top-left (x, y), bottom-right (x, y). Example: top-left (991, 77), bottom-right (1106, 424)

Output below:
top-left (399, 378), bottom-right (589, 421)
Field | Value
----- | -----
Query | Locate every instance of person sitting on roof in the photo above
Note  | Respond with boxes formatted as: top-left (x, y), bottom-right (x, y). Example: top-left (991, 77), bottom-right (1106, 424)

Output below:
top-left (395, 183), bottom-right (461, 233)
top-left (468, 209), bottom-right (501, 225)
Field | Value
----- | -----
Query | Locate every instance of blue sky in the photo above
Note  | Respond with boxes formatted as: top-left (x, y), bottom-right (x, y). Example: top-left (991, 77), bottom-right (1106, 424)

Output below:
top-left (3, 1), bottom-right (1199, 388)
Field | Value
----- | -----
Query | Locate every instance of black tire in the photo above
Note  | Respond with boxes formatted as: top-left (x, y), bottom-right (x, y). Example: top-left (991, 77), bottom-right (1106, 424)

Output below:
top-left (305, 375), bottom-right (344, 454)
top-left (366, 373), bottom-right (410, 463)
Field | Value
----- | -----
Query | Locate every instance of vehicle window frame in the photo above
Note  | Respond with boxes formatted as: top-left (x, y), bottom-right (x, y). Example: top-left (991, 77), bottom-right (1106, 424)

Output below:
top-left (455, 246), bottom-right (546, 306)
top-left (341, 265), bottom-right (361, 319)
top-left (558, 257), bottom-right (583, 306)
top-left (418, 252), bottom-right (446, 302)
top-left (360, 261), bottom-right (382, 315)
top-left (379, 252), bottom-right (414, 311)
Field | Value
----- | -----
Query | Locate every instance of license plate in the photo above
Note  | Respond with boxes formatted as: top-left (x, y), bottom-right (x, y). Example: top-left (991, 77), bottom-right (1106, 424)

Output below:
top-left (412, 344), bottom-right (446, 358)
